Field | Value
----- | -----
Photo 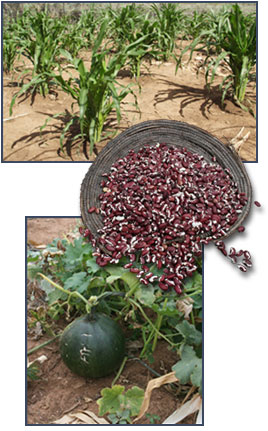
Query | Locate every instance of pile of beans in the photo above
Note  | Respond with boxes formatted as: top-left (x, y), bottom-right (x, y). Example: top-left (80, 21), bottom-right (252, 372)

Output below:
top-left (81, 143), bottom-right (257, 294)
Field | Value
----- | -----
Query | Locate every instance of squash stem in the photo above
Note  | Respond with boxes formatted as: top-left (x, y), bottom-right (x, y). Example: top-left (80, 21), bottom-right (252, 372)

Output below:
top-left (38, 273), bottom-right (91, 312)
top-left (128, 298), bottom-right (176, 349)
top-left (27, 334), bottom-right (61, 356)
top-left (125, 281), bottom-right (140, 299)
top-left (111, 356), bottom-right (128, 386)
top-left (152, 315), bottom-right (163, 352)
top-left (152, 298), bottom-right (168, 352)
top-left (140, 327), bottom-right (156, 358)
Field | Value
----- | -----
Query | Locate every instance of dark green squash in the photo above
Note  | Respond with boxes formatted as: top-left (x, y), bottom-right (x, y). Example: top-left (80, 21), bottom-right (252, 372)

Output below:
top-left (60, 312), bottom-right (125, 378)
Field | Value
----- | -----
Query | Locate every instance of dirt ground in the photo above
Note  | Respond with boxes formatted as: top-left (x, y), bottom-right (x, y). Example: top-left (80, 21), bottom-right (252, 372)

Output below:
top-left (4, 43), bottom-right (256, 162)
top-left (27, 218), bottom-right (197, 425)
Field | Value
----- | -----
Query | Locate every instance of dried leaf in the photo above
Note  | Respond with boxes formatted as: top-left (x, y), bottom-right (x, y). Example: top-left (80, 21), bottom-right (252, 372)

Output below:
top-left (176, 297), bottom-right (193, 319)
top-left (162, 394), bottom-right (202, 424)
top-left (230, 127), bottom-right (250, 154)
top-left (53, 409), bottom-right (109, 424)
top-left (134, 372), bottom-right (178, 422)
top-left (28, 354), bottom-right (48, 368)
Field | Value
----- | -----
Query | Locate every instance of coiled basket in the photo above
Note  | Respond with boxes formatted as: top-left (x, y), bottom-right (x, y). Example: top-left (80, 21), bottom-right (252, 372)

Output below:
top-left (80, 120), bottom-right (252, 243)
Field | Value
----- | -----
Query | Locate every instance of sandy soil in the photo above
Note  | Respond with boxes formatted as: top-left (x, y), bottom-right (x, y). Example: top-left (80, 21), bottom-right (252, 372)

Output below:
top-left (27, 217), bottom-right (198, 425)
top-left (3, 46), bottom-right (256, 162)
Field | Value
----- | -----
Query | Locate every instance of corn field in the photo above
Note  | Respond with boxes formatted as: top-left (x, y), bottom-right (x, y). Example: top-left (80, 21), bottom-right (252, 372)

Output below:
top-left (3, 2), bottom-right (256, 159)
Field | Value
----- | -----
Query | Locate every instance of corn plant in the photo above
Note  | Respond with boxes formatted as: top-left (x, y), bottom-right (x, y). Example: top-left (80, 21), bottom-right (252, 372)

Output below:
top-left (107, 3), bottom-right (143, 45)
top-left (182, 10), bottom-right (213, 41)
top-left (111, 16), bottom-right (155, 78)
top-left (3, 29), bottom-right (19, 73)
top-left (9, 8), bottom-right (65, 113)
top-left (176, 5), bottom-right (256, 109)
top-left (150, 3), bottom-right (181, 62)
top-left (211, 4), bottom-right (256, 105)
top-left (78, 7), bottom-right (104, 48)
top-left (48, 20), bottom-right (142, 155)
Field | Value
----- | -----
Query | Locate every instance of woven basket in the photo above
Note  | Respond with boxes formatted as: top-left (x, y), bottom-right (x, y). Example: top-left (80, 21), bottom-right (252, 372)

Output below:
top-left (80, 120), bottom-right (252, 244)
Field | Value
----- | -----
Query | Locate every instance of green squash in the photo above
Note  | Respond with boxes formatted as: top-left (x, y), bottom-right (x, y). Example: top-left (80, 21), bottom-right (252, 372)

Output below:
top-left (60, 312), bottom-right (125, 378)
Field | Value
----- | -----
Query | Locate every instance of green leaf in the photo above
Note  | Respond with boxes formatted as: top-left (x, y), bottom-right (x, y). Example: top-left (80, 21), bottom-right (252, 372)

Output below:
top-left (64, 271), bottom-right (89, 293)
top-left (86, 258), bottom-right (101, 274)
top-left (151, 297), bottom-right (178, 317)
top-left (121, 271), bottom-right (140, 290)
top-left (88, 276), bottom-right (106, 289)
top-left (79, 87), bottom-right (88, 122)
top-left (175, 320), bottom-right (202, 346)
top-left (191, 360), bottom-right (202, 389)
top-left (59, 48), bottom-right (74, 63)
top-left (39, 278), bottom-right (55, 296)
top-left (97, 385), bottom-right (125, 416)
top-left (172, 345), bottom-right (202, 388)
top-left (135, 285), bottom-right (155, 307)
top-left (105, 265), bottom-right (127, 278)
top-left (63, 238), bottom-right (85, 267)
top-left (106, 275), bottom-right (122, 284)
top-left (47, 287), bottom-right (67, 305)
top-left (124, 386), bottom-right (144, 416)
top-left (193, 271), bottom-right (202, 289)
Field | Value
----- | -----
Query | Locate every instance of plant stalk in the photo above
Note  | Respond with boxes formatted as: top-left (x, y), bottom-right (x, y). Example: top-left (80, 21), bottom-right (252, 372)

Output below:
top-left (27, 334), bottom-right (61, 356)
top-left (38, 273), bottom-right (91, 312)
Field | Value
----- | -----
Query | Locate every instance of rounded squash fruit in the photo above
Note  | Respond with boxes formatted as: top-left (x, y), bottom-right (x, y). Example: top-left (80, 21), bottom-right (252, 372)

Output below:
top-left (60, 312), bottom-right (125, 378)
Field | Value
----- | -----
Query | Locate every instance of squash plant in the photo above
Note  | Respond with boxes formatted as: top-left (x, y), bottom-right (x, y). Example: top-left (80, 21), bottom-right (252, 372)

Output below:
top-left (28, 232), bottom-right (202, 365)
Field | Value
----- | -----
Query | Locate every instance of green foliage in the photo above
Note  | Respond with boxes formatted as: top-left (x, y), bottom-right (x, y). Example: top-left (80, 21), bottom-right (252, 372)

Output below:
top-left (47, 19), bottom-right (141, 154)
top-left (176, 320), bottom-right (202, 347)
top-left (172, 345), bottom-right (202, 393)
top-left (146, 413), bottom-right (161, 424)
top-left (28, 230), bottom-right (202, 361)
top-left (28, 222), bottom-right (203, 391)
top-left (176, 4), bottom-right (256, 109)
top-left (97, 385), bottom-right (144, 424)
top-left (27, 363), bottom-right (40, 381)
top-left (9, 7), bottom-right (66, 109)
top-left (150, 3), bottom-right (181, 61)
top-left (3, 30), bottom-right (19, 73)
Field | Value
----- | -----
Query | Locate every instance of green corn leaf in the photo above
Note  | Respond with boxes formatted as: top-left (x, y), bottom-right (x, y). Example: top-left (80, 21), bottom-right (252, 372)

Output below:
top-left (89, 117), bottom-right (96, 153)
top-left (59, 48), bottom-right (74, 63)
top-left (107, 82), bottom-right (121, 122)
top-left (92, 19), bottom-right (109, 57)
top-left (220, 76), bottom-right (233, 105)
top-left (77, 59), bottom-right (87, 84)
top-left (33, 45), bottom-right (42, 72)
top-left (9, 75), bottom-right (44, 115)
top-left (205, 50), bottom-right (230, 87)
top-left (79, 87), bottom-right (88, 122)
top-left (59, 116), bottom-right (78, 152)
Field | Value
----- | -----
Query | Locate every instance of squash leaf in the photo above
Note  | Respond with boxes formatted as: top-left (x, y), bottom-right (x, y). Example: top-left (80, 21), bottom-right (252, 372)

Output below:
top-left (64, 271), bottom-right (89, 293)
top-left (97, 385), bottom-right (125, 416)
top-left (172, 345), bottom-right (202, 389)
top-left (124, 386), bottom-right (144, 416)
top-left (175, 320), bottom-right (202, 346)
top-left (135, 285), bottom-right (156, 307)
top-left (97, 385), bottom-right (144, 419)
